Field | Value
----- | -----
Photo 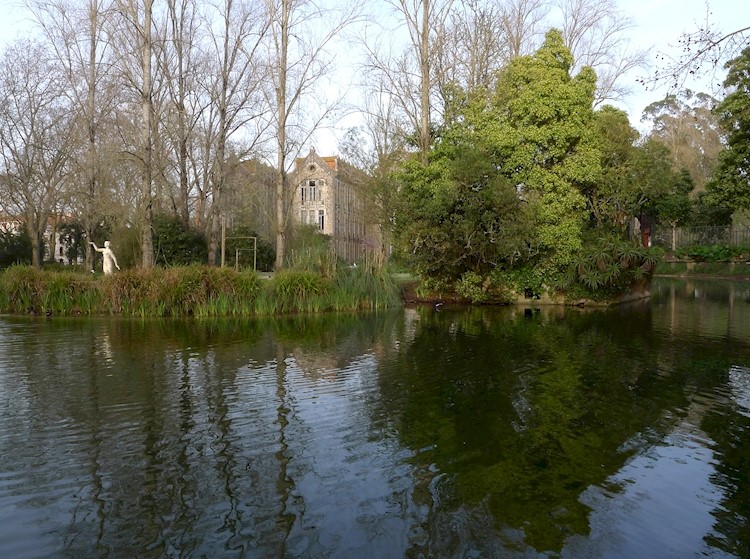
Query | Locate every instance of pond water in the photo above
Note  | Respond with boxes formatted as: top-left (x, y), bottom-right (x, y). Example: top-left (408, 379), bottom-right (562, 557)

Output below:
top-left (1, 278), bottom-right (749, 559)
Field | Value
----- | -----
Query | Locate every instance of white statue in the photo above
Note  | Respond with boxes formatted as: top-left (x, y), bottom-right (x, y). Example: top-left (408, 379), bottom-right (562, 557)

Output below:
top-left (90, 240), bottom-right (121, 274)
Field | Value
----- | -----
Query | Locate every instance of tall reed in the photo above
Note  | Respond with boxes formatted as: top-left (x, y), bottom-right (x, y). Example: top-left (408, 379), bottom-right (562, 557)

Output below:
top-left (0, 263), bottom-right (400, 317)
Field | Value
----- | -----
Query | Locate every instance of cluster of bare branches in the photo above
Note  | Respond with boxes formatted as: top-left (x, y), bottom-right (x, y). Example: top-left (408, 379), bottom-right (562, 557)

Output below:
top-left (641, 5), bottom-right (749, 91)
top-left (0, 0), bottom-right (359, 268)
top-left (359, 0), bottom-right (649, 167)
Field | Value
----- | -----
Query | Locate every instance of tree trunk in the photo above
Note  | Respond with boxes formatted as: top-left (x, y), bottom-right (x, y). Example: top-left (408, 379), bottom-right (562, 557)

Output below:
top-left (85, 3), bottom-right (98, 272)
top-left (141, 0), bottom-right (154, 269)
top-left (419, 0), bottom-right (430, 165)
top-left (274, 0), bottom-right (290, 271)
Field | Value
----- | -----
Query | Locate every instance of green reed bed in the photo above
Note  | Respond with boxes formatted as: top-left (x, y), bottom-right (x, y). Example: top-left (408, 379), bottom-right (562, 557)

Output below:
top-left (261, 269), bottom-right (331, 314)
top-left (0, 266), bottom-right (100, 314)
top-left (97, 266), bottom-right (264, 317)
top-left (0, 264), bottom-right (400, 317)
top-left (329, 265), bottom-right (400, 311)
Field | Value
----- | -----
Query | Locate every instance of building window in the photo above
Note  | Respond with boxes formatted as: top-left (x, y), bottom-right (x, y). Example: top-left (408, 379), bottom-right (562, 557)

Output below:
top-left (308, 180), bottom-right (317, 203)
top-left (301, 180), bottom-right (320, 205)
top-left (318, 209), bottom-right (325, 231)
top-left (308, 209), bottom-right (315, 224)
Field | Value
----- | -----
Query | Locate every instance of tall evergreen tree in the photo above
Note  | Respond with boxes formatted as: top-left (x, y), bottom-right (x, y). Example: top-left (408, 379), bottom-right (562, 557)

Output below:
top-left (487, 29), bottom-right (600, 273)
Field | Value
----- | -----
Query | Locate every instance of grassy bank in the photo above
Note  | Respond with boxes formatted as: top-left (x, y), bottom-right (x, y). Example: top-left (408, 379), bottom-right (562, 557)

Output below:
top-left (0, 264), bottom-right (401, 317)
top-left (655, 260), bottom-right (750, 279)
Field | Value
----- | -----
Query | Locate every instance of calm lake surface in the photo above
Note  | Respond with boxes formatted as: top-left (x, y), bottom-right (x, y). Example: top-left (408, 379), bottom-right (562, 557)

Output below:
top-left (1, 278), bottom-right (749, 559)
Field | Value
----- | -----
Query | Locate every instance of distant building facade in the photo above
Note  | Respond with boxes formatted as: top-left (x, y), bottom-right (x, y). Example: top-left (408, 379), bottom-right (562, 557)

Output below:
top-left (0, 214), bottom-right (79, 265)
top-left (226, 158), bottom-right (277, 243)
top-left (290, 149), bottom-right (368, 263)
top-left (227, 149), bottom-right (373, 264)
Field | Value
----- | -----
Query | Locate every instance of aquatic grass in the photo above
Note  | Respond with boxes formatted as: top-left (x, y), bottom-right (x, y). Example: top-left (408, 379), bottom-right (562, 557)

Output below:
top-left (0, 266), bottom-right (100, 314)
top-left (0, 265), bottom-right (45, 312)
top-left (254, 290), bottom-right (279, 315)
top-left (100, 269), bottom-right (158, 316)
top-left (205, 293), bottom-right (233, 317)
top-left (270, 270), bottom-right (330, 313)
top-left (330, 264), bottom-right (400, 311)
top-left (165, 265), bottom-right (209, 315)
top-left (41, 273), bottom-right (76, 314)
top-left (71, 280), bottom-right (101, 314)
top-left (285, 244), bottom-right (337, 278)
top-left (0, 263), bottom-right (401, 317)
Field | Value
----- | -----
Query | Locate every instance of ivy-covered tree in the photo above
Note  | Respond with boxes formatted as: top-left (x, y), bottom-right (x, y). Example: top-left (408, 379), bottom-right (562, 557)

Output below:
top-left (588, 105), bottom-right (639, 228)
top-left (394, 29), bottom-right (606, 297)
top-left (705, 46), bottom-right (750, 216)
top-left (453, 29), bottom-right (600, 283)
top-left (393, 142), bottom-right (534, 288)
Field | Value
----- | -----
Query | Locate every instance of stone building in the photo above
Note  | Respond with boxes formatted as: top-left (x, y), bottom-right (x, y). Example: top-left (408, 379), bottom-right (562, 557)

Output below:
top-left (227, 149), bottom-right (373, 264)
top-left (290, 149), bottom-right (369, 263)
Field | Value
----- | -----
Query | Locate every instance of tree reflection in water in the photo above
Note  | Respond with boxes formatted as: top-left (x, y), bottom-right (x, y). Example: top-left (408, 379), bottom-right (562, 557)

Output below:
top-left (0, 280), bottom-right (748, 557)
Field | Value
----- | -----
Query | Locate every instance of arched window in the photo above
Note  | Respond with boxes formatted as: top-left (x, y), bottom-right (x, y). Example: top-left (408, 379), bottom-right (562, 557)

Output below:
top-left (318, 209), bottom-right (325, 231)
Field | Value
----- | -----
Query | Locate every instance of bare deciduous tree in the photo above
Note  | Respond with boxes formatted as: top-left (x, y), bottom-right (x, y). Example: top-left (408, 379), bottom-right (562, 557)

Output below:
top-left (340, 78), bottom-right (409, 266)
top-left (555, 0), bottom-right (649, 105)
top-left (266, 0), bottom-right (361, 270)
top-left (203, 0), bottom-right (270, 265)
top-left (111, 0), bottom-right (157, 268)
top-left (501, 0), bottom-right (549, 59)
top-left (647, 5), bottom-right (749, 90)
top-left (435, 0), bottom-right (506, 96)
top-left (158, 0), bottom-right (203, 227)
top-left (27, 0), bottom-right (118, 271)
top-left (385, 0), bottom-right (455, 165)
top-left (0, 40), bottom-right (74, 267)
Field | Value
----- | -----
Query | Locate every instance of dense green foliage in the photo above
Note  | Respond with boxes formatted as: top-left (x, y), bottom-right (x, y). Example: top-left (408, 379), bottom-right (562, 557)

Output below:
top-left (675, 244), bottom-right (749, 262)
top-left (56, 222), bottom-right (86, 264)
top-left (572, 234), bottom-right (659, 294)
top-left (152, 214), bottom-right (209, 266)
top-left (224, 225), bottom-right (276, 271)
top-left (0, 228), bottom-right (32, 268)
top-left (705, 46), bottom-right (750, 215)
top-left (393, 30), bottom-right (660, 302)
top-left (394, 153), bottom-right (534, 288)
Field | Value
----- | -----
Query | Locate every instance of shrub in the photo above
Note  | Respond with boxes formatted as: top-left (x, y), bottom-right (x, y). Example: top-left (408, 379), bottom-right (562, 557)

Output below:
top-left (0, 229), bottom-right (32, 269)
top-left (456, 271), bottom-right (489, 303)
top-left (152, 214), bottom-right (208, 266)
top-left (223, 226), bottom-right (275, 271)
top-left (675, 244), bottom-right (747, 262)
